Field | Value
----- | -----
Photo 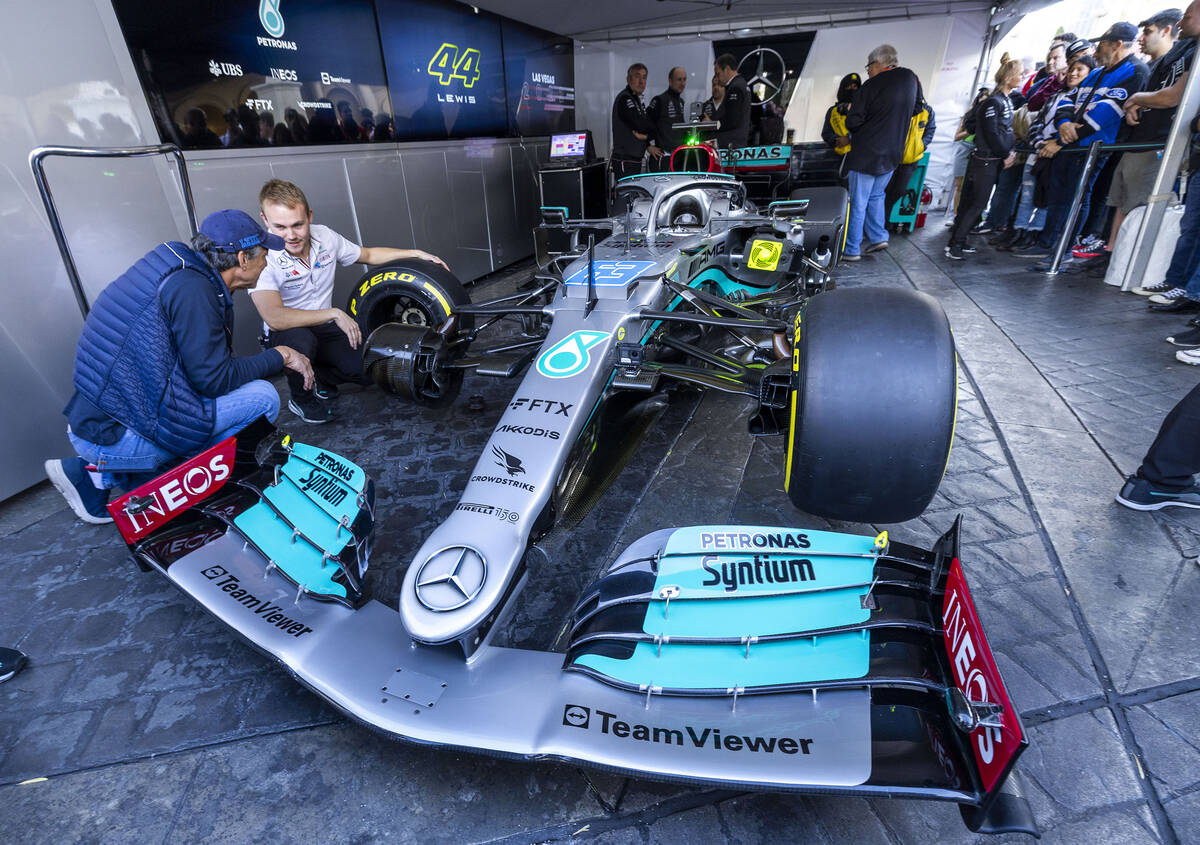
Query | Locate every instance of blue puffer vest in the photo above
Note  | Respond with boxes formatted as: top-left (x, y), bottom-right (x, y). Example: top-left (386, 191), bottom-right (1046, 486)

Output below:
top-left (72, 242), bottom-right (227, 455)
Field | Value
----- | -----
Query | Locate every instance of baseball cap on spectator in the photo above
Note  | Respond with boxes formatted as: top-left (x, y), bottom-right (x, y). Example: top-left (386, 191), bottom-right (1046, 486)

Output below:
top-left (199, 209), bottom-right (284, 252)
top-left (1139, 9), bottom-right (1183, 28)
top-left (1066, 38), bottom-right (1092, 58)
top-left (1092, 22), bottom-right (1138, 43)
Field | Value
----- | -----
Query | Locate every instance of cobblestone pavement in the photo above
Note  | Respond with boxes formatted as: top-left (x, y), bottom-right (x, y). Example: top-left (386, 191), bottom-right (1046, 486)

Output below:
top-left (2, 227), bottom-right (1197, 844)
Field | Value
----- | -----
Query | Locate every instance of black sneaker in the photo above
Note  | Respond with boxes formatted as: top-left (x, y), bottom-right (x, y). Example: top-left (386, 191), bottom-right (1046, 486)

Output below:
top-left (944, 244), bottom-right (965, 260)
top-left (1135, 280), bottom-right (1174, 296)
top-left (44, 457), bottom-right (112, 524)
top-left (1116, 475), bottom-right (1200, 511)
top-left (0, 647), bottom-right (28, 684)
top-left (970, 223), bottom-right (994, 235)
top-left (1167, 326), bottom-right (1200, 347)
top-left (288, 396), bottom-right (334, 424)
top-left (865, 241), bottom-right (889, 254)
top-left (1149, 288), bottom-right (1200, 312)
top-left (313, 381), bottom-right (340, 402)
top-left (1012, 244), bottom-right (1052, 258)
top-left (962, 243), bottom-right (978, 254)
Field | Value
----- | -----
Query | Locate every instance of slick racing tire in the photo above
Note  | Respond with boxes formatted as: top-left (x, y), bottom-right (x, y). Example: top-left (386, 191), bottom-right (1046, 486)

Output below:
top-left (784, 287), bottom-right (956, 524)
top-left (347, 258), bottom-right (474, 337)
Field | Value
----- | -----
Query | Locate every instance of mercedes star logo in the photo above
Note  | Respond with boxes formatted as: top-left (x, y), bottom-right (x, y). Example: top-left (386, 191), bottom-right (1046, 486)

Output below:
top-left (414, 545), bottom-right (487, 612)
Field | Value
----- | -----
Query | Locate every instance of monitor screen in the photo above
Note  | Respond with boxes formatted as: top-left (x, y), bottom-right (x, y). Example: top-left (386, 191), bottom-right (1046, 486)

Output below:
top-left (375, 0), bottom-right (509, 141)
top-left (111, 0), bottom-right (393, 148)
top-left (501, 19), bottom-right (575, 137)
top-left (550, 132), bottom-right (588, 158)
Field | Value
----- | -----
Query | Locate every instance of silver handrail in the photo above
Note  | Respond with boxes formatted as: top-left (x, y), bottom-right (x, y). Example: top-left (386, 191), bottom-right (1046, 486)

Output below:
top-left (29, 144), bottom-right (198, 318)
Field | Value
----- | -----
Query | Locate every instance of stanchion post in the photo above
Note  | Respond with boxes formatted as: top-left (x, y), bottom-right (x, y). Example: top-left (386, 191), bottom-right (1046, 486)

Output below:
top-left (1119, 64), bottom-right (1200, 291)
top-left (1047, 142), bottom-right (1103, 276)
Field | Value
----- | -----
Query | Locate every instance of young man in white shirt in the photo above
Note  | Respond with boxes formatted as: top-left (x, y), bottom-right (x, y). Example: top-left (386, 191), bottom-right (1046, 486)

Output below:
top-left (253, 178), bottom-right (448, 423)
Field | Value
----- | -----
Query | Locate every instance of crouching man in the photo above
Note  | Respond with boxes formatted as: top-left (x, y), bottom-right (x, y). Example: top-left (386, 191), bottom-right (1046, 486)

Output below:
top-left (45, 210), bottom-right (314, 523)
top-left (253, 179), bottom-right (449, 424)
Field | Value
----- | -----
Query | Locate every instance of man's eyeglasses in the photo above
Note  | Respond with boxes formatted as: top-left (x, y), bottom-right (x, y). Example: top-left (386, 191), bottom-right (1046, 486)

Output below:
top-left (865, 60), bottom-right (878, 70)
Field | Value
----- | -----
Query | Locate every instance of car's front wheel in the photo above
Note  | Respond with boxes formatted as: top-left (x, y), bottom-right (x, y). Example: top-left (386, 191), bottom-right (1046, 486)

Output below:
top-left (783, 287), bottom-right (956, 524)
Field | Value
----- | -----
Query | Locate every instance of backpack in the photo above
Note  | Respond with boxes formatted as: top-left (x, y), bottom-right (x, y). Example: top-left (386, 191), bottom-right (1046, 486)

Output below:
top-left (902, 102), bottom-right (931, 164)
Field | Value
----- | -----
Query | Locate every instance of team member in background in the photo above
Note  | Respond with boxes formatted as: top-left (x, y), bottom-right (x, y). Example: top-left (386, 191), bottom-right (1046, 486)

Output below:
top-left (713, 53), bottom-right (751, 149)
top-left (45, 210), bottom-right (313, 524)
top-left (946, 60), bottom-right (1023, 259)
top-left (884, 98), bottom-right (936, 231)
top-left (701, 76), bottom-right (725, 120)
top-left (647, 66), bottom-right (688, 171)
top-left (821, 73), bottom-right (861, 157)
top-left (611, 63), bottom-right (661, 179)
top-left (253, 179), bottom-right (448, 424)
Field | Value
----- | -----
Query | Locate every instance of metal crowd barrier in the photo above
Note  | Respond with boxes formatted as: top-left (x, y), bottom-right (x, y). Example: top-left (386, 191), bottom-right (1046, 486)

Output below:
top-left (1010, 141), bottom-right (1167, 276)
top-left (30, 144), bottom-right (197, 318)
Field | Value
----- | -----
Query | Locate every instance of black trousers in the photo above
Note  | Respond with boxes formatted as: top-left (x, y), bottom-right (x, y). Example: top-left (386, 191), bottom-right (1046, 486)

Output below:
top-left (949, 156), bottom-right (1002, 247)
top-left (1139, 382), bottom-right (1200, 489)
top-left (269, 322), bottom-right (366, 400)
top-left (885, 163), bottom-right (915, 226)
top-left (612, 158), bottom-right (643, 180)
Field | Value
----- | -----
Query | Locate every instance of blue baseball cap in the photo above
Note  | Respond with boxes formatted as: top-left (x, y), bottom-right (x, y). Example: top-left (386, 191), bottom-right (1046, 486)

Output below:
top-left (199, 209), bottom-right (284, 253)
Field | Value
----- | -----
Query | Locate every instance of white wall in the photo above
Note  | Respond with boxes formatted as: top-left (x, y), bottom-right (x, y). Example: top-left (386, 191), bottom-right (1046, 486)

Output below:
top-left (784, 13), bottom-right (989, 207)
top-left (574, 40), bottom-right (715, 159)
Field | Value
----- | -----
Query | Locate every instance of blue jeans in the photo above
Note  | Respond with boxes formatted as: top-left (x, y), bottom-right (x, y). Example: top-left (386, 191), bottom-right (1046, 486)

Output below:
top-left (1013, 158), bottom-right (1047, 231)
top-left (1037, 150), bottom-right (1107, 249)
top-left (68, 380), bottom-right (280, 490)
top-left (1166, 171), bottom-right (1200, 297)
top-left (846, 169), bottom-right (893, 255)
top-left (985, 162), bottom-right (1022, 229)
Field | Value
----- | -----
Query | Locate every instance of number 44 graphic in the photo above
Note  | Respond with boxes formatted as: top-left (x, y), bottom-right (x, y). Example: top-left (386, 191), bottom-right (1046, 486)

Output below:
top-left (428, 43), bottom-right (482, 88)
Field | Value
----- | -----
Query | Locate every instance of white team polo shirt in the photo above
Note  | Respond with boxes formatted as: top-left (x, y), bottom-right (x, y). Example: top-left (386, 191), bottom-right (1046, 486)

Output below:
top-left (254, 224), bottom-right (362, 331)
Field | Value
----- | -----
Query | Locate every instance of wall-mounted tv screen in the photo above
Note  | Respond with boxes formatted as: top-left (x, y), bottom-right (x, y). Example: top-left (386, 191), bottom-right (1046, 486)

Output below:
top-left (112, 0), bottom-right (394, 148)
top-left (501, 19), bottom-right (575, 137)
top-left (375, 0), bottom-right (509, 141)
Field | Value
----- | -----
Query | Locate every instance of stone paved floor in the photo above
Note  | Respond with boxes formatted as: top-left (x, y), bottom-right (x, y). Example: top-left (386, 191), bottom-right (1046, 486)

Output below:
top-left (2, 225), bottom-right (1198, 844)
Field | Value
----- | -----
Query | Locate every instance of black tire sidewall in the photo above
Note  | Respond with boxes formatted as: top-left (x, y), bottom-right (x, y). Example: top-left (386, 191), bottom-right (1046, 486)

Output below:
top-left (346, 258), bottom-right (473, 336)
top-left (785, 287), bottom-right (956, 524)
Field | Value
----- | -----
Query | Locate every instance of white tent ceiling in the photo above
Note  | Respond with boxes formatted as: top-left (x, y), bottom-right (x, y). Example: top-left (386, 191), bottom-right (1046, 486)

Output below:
top-left (471, 0), bottom-right (1007, 41)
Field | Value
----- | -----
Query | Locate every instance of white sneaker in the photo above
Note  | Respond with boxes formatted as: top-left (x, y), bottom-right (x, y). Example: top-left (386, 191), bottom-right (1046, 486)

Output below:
top-left (1134, 280), bottom-right (1173, 296)
top-left (943, 215), bottom-right (956, 227)
top-left (1176, 347), bottom-right (1200, 365)
top-left (1149, 287), bottom-right (1190, 305)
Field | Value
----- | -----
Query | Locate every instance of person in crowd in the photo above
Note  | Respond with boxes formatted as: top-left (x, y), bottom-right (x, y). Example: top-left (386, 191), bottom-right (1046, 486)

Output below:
top-left (221, 108), bottom-right (244, 147)
top-left (44, 211), bottom-right (313, 524)
top-left (238, 105), bottom-right (267, 146)
top-left (946, 60), bottom-right (1023, 259)
top-left (999, 56), bottom-right (1096, 251)
top-left (945, 88), bottom-right (990, 226)
top-left (359, 108), bottom-right (376, 140)
top-left (701, 76), bottom-right (724, 120)
top-left (180, 108), bottom-right (221, 149)
top-left (373, 114), bottom-right (395, 142)
top-left (885, 99), bottom-right (936, 231)
top-left (272, 122), bottom-right (294, 146)
top-left (337, 101), bottom-right (364, 141)
top-left (713, 53), bottom-right (751, 149)
top-left (284, 108), bottom-right (309, 144)
top-left (1012, 22), bottom-right (1149, 261)
top-left (821, 73), bottom-right (861, 156)
top-left (1023, 35), bottom-right (1074, 96)
top-left (252, 179), bottom-right (449, 424)
top-left (1116, 381), bottom-right (1200, 509)
top-left (611, 63), bottom-right (660, 179)
top-left (647, 66), bottom-right (688, 171)
top-left (1093, 9), bottom-right (1187, 277)
top-left (841, 44), bottom-right (920, 260)
top-left (259, 112), bottom-right (276, 144)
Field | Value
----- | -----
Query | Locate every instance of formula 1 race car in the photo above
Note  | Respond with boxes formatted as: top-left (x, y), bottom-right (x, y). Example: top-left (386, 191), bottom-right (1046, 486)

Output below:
top-left (107, 171), bottom-right (1036, 836)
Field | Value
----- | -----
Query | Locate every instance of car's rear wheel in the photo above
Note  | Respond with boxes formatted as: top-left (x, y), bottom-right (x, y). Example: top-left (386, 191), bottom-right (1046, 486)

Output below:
top-left (784, 287), bottom-right (956, 524)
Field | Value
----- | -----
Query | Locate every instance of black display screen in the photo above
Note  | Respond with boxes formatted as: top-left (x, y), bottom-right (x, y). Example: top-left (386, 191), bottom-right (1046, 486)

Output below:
top-left (501, 19), bottom-right (575, 137)
top-left (112, 0), bottom-right (393, 148)
top-left (374, 0), bottom-right (508, 140)
top-left (113, 0), bottom-right (573, 146)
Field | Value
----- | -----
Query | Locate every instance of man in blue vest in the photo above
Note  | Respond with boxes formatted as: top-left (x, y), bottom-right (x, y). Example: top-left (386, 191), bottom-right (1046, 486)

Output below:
top-left (44, 210), bottom-right (314, 524)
